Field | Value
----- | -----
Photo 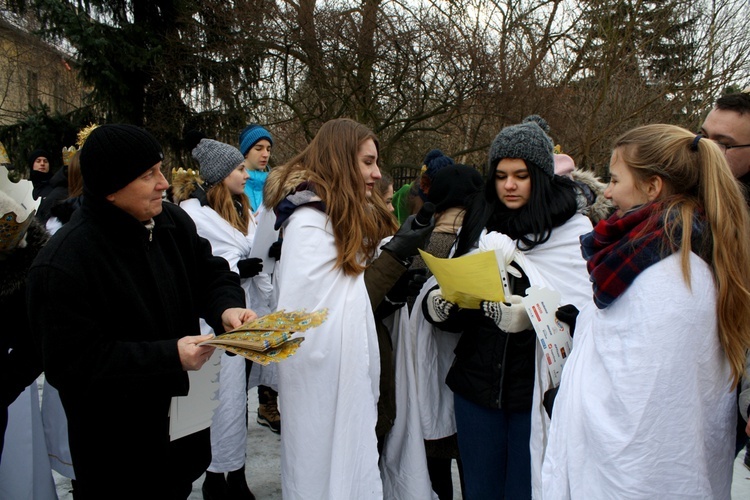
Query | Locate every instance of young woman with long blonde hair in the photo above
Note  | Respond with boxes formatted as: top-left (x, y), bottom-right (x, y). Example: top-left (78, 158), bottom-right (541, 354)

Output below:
top-left (542, 124), bottom-right (750, 499)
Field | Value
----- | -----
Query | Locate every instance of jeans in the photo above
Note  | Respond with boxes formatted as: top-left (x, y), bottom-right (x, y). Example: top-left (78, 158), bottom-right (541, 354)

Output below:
top-left (453, 393), bottom-right (531, 500)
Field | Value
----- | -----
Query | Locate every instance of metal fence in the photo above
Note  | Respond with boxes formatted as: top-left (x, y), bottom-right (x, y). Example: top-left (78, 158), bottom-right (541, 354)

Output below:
top-left (388, 164), bottom-right (487, 190)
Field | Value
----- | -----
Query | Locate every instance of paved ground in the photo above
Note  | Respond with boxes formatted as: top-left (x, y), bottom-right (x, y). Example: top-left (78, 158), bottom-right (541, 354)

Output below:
top-left (54, 396), bottom-right (750, 499)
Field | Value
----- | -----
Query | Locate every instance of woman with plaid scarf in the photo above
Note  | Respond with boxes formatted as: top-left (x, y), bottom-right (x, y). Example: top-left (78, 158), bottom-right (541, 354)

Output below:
top-left (542, 124), bottom-right (750, 499)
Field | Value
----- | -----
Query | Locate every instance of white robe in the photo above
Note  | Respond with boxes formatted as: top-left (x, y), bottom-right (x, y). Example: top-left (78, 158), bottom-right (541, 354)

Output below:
top-left (275, 206), bottom-right (382, 500)
top-left (180, 198), bottom-right (277, 472)
top-left (381, 213), bottom-right (593, 499)
top-left (542, 252), bottom-right (735, 500)
top-left (380, 275), bottom-right (457, 500)
top-left (478, 213), bottom-right (593, 498)
top-left (0, 382), bottom-right (57, 500)
top-left (41, 382), bottom-right (74, 478)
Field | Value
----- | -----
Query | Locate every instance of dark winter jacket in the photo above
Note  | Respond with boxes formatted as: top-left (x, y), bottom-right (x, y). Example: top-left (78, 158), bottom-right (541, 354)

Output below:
top-left (48, 195), bottom-right (82, 225)
top-left (424, 263), bottom-right (536, 412)
top-left (0, 218), bottom-right (47, 460)
top-left (26, 195), bottom-right (245, 495)
top-left (364, 249), bottom-right (409, 438)
top-left (29, 169), bottom-right (53, 201)
top-left (36, 167), bottom-right (68, 222)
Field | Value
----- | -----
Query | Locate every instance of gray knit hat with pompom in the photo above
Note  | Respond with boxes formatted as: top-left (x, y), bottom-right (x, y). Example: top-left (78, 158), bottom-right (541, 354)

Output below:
top-left (191, 139), bottom-right (245, 186)
top-left (487, 115), bottom-right (554, 178)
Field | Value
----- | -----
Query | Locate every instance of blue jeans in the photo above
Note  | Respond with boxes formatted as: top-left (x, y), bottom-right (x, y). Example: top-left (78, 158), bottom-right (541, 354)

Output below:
top-left (453, 393), bottom-right (532, 500)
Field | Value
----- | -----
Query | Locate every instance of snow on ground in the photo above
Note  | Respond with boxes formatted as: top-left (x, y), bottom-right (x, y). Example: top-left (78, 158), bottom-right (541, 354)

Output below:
top-left (53, 395), bottom-right (750, 499)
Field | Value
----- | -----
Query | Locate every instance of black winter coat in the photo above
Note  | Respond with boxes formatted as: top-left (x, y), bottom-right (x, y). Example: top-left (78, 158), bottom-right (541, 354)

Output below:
top-left (26, 195), bottom-right (245, 497)
top-left (424, 264), bottom-right (536, 412)
top-left (0, 219), bottom-right (46, 460)
top-left (36, 167), bottom-right (68, 222)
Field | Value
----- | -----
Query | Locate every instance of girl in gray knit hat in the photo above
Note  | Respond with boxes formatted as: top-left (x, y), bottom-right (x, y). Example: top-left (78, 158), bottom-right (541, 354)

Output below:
top-left (421, 115), bottom-right (593, 499)
top-left (173, 137), bottom-right (273, 500)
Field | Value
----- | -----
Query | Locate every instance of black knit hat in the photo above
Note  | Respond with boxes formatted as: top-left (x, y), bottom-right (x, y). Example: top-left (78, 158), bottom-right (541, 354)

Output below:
top-left (428, 163), bottom-right (484, 213)
top-left (487, 115), bottom-right (554, 178)
top-left (27, 149), bottom-right (50, 170)
top-left (80, 124), bottom-right (164, 197)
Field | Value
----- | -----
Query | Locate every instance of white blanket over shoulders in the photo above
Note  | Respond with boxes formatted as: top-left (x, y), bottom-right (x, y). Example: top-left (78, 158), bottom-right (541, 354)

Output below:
top-left (180, 199), bottom-right (276, 318)
top-left (382, 213), bottom-right (593, 499)
top-left (542, 252), bottom-right (735, 500)
top-left (178, 198), bottom-right (278, 467)
top-left (478, 213), bottom-right (593, 498)
top-left (275, 206), bottom-right (382, 500)
top-left (380, 275), bottom-right (458, 500)
top-left (180, 199), bottom-right (278, 388)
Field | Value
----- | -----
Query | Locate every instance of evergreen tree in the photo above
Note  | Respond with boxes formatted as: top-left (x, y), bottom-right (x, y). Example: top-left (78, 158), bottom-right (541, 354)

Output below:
top-left (570, 0), bottom-right (700, 86)
top-left (7, 0), bottom-right (267, 160)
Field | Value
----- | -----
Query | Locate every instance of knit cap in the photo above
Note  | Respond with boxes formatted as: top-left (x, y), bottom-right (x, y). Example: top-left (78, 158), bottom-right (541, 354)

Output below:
top-left (239, 124), bottom-right (273, 157)
top-left (27, 149), bottom-right (50, 169)
top-left (419, 149), bottom-right (455, 200)
top-left (487, 115), bottom-right (554, 178)
top-left (80, 124), bottom-right (164, 197)
top-left (428, 163), bottom-right (483, 213)
top-left (192, 139), bottom-right (245, 186)
top-left (553, 153), bottom-right (576, 178)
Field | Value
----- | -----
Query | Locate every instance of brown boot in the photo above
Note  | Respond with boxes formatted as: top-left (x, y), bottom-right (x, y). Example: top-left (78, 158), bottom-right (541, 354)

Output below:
top-left (257, 387), bottom-right (281, 433)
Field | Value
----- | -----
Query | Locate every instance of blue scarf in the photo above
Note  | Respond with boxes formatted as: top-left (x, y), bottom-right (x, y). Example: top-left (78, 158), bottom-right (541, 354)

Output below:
top-left (244, 170), bottom-right (268, 211)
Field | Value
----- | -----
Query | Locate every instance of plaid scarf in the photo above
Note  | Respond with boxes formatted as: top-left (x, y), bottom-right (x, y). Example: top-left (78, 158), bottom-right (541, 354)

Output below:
top-left (581, 202), bottom-right (671, 309)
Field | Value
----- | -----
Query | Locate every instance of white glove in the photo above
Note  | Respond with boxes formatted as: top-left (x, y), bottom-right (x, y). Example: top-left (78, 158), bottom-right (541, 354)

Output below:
top-left (426, 288), bottom-right (457, 323)
top-left (481, 295), bottom-right (532, 333)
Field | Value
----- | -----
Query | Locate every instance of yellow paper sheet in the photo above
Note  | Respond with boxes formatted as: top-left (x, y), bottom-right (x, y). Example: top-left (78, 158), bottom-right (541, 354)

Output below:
top-left (418, 249), bottom-right (505, 309)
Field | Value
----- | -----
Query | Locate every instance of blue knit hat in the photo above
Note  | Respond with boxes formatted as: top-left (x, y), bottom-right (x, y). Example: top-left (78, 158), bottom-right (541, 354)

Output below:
top-left (239, 124), bottom-right (273, 157)
top-left (418, 149), bottom-right (454, 201)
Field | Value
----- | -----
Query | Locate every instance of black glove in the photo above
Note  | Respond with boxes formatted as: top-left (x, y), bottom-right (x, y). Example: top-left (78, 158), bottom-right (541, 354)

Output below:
top-left (268, 239), bottom-right (282, 260)
top-left (386, 268), bottom-right (429, 304)
top-left (408, 268), bottom-right (429, 296)
top-left (380, 214), bottom-right (435, 262)
top-left (555, 304), bottom-right (579, 337)
top-left (543, 386), bottom-right (559, 418)
top-left (237, 257), bottom-right (263, 278)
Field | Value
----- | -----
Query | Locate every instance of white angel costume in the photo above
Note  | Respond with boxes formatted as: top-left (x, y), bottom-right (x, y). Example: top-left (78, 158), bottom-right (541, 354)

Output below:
top-left (477, 213), bottom-right (593, 499)
top-left (40, 221), bottom-right (75, 481)
top-left (541, 252), bottom-right (735, 499)
top-left (0, 382), bottom-right (57, 499)
top-left (380, 275), bottom-right (457, 500)
top-left (275, 206), bottom-right (382, 499)
top-left (180, 197), bottom-right (276, 472)
top-left (382, 212), bottom-right (592, 499)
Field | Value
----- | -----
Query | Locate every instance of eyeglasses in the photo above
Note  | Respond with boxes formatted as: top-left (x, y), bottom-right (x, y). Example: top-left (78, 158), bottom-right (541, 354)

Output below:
top-left (712, 141), bottom-right (750, 153)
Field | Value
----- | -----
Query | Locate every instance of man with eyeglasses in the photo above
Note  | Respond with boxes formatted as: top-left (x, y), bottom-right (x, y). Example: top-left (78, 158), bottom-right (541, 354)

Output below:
top-left (701, 90), bottom-right (750, 471)
top-left (700, 90), bottom-right (750, 183)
